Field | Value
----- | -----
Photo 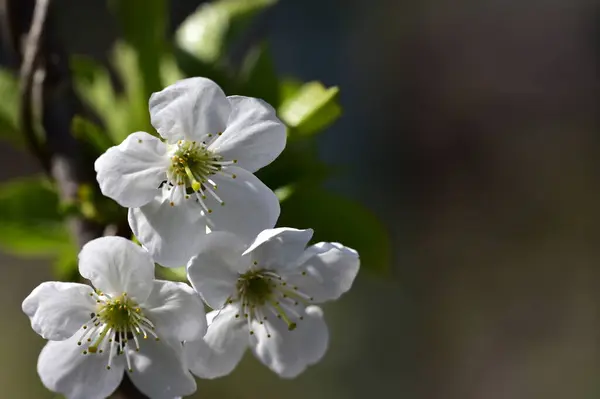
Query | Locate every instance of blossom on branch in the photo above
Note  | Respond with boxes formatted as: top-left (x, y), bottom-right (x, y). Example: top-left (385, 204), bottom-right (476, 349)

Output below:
top-left (22, 236), bottom-right (206, 399)
top-left (185, 228), bottom-right (360, 378)
top-left (95, 77), bottom-right (286, 267)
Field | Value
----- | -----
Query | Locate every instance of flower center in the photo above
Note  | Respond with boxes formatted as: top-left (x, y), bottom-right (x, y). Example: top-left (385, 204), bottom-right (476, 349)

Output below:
top-left (232, 267), bottom-right (314, 337)
top-left (165, 134), bottom-right (237, 213)
top-left (77, 292), bottom-right (158, 373)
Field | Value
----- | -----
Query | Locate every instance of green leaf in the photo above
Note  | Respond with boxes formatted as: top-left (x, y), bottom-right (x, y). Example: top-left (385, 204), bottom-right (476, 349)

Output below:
top-left (156, 266), bottom-right (188, 282)
top-left (111, 44), bottom-right (154, 134)
top-left (53, 248), bottom-right (79, 282)
top-left (0, 69), bottom-right (22, 147)
top-left (255, 138), bottom-right (329, 190)
top-left (111, 0), bottom-right (166, 99)
top-left (279, 78), bottom-right (303, 103)
top-left (173, 46), bottom-right (235, 93)
top-left (176, 0), bottom-right (277, 64)
top-left (72, 55), bottom-right (126, 144)
top-left (72, 44), bottom-right (154, 145)
top-left (278, 187), bottom-right (390, 274)
top-left (71, 115), bottom-right (113, 153)
top-left (239, 42), bottom-right (279, 106)
top-left (279, 81), bottom-right (342, 137)
top-left (0, 177), bottom-right (72, 257)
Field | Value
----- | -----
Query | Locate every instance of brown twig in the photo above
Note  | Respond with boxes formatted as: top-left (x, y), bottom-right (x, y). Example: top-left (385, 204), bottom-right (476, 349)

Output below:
top-left (13, 0), bottom-right (146, 397)
top-left (18, 0), bottom-right (50, 173)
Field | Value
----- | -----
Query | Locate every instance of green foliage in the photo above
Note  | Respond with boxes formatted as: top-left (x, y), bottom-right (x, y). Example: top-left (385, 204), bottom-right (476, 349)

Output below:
top-left (176, 0), bottom-right (277, 64)
top-left (0, 0), bottom-right (391, 279)
top-left (72, 44), bottom-right (154, 148)
top-left (53, 249), bottom-right (79, 282)
top-left (278, 186), bottom-right (390, 274)
top-left (280, 82), bottom-right (342, 137)
top-left (0, 70), bottom-right (22, 147)
top-left (0, 177), bottom-right (72, 257)
top-left (239, 42), bottom-right (279, 106)
top-left (71, 115), bottom-right (113, 153)
top-left (111, 0), bottom-right (166, 99)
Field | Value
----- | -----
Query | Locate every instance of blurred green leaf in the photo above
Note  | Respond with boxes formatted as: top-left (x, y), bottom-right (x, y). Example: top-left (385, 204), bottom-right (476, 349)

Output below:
top-left (72, 44), bottom-right (154, 145)
top-left (176, 0), bottom-right (277, 64)
top-left (111, 0), bottom-right (166, 99)
top-left (255, 139), bottom-right (329, 190)
top-left (278, 187), bottom-right (390, 274)
top-left (112, 44), bottom-right (153, 134)
top-left (279, 78), bottom-right (303, 103)
top-left (279, 81), bottom-right (342, 137)
top-left (72, 55), bottom-right (125, 144)
top-left (53, 248), bottom-right (79, 282)
top-left (161, 55), bottom-right (186, 87)
top-left (0, 69), bottom-right (22, 147)
top-left (0, 177), bottom-right (72, 257)
top-left (239, 42), bottom-right (279, 105)
top-left (173, 46), bottom-right (234, 93)
top-left (71, 115), bottom-right (113, 153)
top-left (156, 266), bottom-right (188, 282)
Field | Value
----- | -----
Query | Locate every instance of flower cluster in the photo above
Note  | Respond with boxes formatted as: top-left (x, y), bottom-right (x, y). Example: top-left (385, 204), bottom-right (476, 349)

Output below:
top-left (22, 78), bottom-right (360, 398)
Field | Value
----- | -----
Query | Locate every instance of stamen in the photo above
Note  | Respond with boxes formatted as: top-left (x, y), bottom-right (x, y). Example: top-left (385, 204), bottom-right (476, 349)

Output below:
top-left (231, 269), bottom-right (310, 337)
top-left (165, 139), bottom-right (236, 207)
top-left (75, 292), bottom-right (159, 372)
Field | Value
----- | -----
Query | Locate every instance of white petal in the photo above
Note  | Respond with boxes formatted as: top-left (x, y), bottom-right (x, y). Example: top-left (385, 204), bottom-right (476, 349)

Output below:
top-left (94, 132), bottom-right (169, 208)
top-left (38, 334), bottom-right (124, 399)
top-left (242, 227), bottom-right (313, 270)
top-left (149, 77), bottom-right (231, 143)
top-left (186, 231), bottom-right (249, 309)
top-left (204, 166), bottom-right (280, 243)
top-left (209, 96), bottom-right (286, 173)
top-left (188, 306), bottom-right (248, 379)
top-left (128, 191), bottom-right (207, 268)
top-left (250, 305), bottom-right (329, 378)
top-left (22, 282), bottom-right (95, 341)
top-left (128, 338), bottom-right (197, 399)
top-left (285, 242), bottom-right (360, 303)
top-left (142, 280), bottom-right (207, 342)
top-left (78, 237), bottom-right (155, 302)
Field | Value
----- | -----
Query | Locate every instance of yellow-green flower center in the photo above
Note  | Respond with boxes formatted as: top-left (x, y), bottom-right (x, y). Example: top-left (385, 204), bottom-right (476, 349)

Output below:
top-left (77, 292), bottom-right (158, 373)
top-left (232, 267), bottom-right (315, 337)
top-left (164, 138), bottom-right (237, 213)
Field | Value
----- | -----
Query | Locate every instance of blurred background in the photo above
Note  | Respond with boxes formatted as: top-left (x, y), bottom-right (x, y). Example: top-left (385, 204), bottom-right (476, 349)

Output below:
top-left (2, 0), bottom-right (600, 398)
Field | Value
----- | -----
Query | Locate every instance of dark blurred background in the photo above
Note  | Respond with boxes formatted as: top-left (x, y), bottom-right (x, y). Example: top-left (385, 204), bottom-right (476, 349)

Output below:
top-left (3, 0), bottom-right (600, 398)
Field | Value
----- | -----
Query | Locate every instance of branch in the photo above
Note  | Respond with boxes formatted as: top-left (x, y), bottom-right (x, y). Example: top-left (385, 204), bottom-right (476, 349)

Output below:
top-left (13, 0), bottom-right (146, 397)
top-left (18, 0), bottom-right (50, 173)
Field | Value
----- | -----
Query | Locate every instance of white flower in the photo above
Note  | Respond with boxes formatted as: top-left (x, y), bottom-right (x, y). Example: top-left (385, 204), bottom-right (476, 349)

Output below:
top-left (95, 77), bottom-right (286, 267)
top-left (185, 228), bottom-right (360, 378)
top-left (22, 237), bottom-right (206, 399)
